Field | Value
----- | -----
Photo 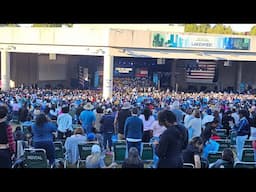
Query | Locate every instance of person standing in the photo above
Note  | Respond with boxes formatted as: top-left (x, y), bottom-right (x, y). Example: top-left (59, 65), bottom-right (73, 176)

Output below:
top-left (31, 113), bottom-right (57, 167)
top-left (79, 102), bottom-right (96, 134)
top-left (100, 108), bottom-right (115, 152)
top-left (139, 107), bottom-right (155, 142)
top-left (57, 105), bottom-right (73, 139)
top-left (232, 109), bottom-right (250, 161)
top-left (0, 105), bottom-right (16, 168)
top-left (114, 102), bottom-right (131, 140)
top-left (155, 110), bottom-right (188, 168)
top-left (124, 107), bottom-right (144, 154)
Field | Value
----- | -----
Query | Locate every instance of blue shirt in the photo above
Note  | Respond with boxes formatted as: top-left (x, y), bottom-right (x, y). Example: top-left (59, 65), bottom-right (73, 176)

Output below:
top-left (32, 122), bottom-right (57, 142)
top-left (202, 139), bottom-right (220, 159)
top-left (64, 134), bottom-right (87, 164)
top-left (79, 110), bottom-right (96, 130)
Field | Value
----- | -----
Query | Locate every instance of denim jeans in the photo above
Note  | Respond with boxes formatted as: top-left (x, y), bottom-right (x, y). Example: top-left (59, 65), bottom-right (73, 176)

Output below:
top-left (34, 141), bottom-right (55, 166)
top-left (103, 132), bottom-right (113, 151)
top-left (236, 135), bottom-right (248, 161)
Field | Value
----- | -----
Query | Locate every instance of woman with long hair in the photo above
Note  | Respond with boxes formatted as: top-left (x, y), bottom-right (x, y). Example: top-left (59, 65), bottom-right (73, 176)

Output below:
top-left (182, 136), bottom-right (203, 168)
top-left (139, 107), bottom-right (155, 142)
top-left (31, 113), bottom-right (57, 167)
top-left (122, 147), bottom-right (144, 168)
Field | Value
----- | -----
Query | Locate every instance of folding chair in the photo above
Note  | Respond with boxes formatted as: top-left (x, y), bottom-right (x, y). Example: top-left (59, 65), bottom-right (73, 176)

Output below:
top-left (216, 129), bottom-right (227, 139)
top-left (230, 131), bottom-right (236, 146)
top-left (113, 140), bottom-right (126, 164)
top-left (216, 139), bottom-right (230, 152)
top-left (207, 151), bottom-right (223, 164)
top-left (243, 140), bottom-right (252, 148)
top-left (53, 141), bottom-right (66, 168)
top-left (241, 148), bottom-right (255, 162)
top-left (141, 143), bottom-right (154, 166)
top-left (77, 142), bottom-right (94, 168)
top-left (24, 148), bottom-right (49, 168)
top-left (234, 161), bottom-right (256, 168)
top-left (183, 163), bottom-right (195, 168)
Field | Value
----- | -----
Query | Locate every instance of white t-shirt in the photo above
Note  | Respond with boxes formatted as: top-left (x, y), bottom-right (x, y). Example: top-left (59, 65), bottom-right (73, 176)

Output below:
top-left (187, 117), bottom-right (202, 138)
top-left (151, 120), bottom-right (167, 137)
top-left (139, 114), bottom-right (155, 131)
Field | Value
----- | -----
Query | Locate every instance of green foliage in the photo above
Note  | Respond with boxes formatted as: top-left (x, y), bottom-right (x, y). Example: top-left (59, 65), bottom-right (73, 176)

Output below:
top-left (185, 24), bottom-right (237, 35)
top-left (184, 24), bottom-right (198, 32)
top-left (250, 25), bottom-right (256, 35)
top-left (32, 24), bottom-right (63, 27)
top-left (0, 24), bottom-right (19, 27)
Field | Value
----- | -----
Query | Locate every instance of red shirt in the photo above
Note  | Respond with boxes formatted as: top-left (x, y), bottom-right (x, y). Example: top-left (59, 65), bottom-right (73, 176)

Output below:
top-left (211, 135), bottom-right (221, 141)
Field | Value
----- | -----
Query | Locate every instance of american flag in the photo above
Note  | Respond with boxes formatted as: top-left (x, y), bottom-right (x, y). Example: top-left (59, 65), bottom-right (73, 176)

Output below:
top-left (186, 61), bottom-right (217, 83)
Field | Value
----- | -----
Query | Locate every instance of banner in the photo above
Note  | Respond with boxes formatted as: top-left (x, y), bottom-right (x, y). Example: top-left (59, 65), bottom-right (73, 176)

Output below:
top-left (152, 33), bottom-right (250, 50)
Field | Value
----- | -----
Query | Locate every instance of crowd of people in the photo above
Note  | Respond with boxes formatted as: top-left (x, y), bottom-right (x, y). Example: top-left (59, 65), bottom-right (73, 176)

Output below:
top-left (0, 85), bottom-right (256, 168)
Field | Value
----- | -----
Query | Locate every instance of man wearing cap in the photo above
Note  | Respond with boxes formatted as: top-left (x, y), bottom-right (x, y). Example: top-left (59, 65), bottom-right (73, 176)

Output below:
top-left (100, 108), bottom-right (115, 151)
top-left (79, 102), bottom-right (96, 134)
top-left (114, 102), bottom-right (131, 140)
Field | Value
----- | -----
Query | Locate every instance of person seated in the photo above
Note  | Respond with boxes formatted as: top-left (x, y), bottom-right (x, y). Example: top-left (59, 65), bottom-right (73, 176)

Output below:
top-left (122, 147), bottom-right (144, 168)
top-left (13, 126), bottom-right (25, 141)
top-left (85, 144), bottom-right (116, 168)
top-left (86, 133), bottom-right (99, 144)
top-left (201, 118), bottom-right (220, 160)
top-left (64, 127), bottom-right (87, 166)
top-left (210, 148), bottom-right (234, 168)
top-left (182, 136), bottom-right (204, 168)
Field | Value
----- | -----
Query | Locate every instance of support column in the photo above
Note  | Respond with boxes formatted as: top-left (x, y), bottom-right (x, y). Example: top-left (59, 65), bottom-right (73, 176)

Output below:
top-left (103, 54), bottom-right (113, 99)
top-left (217, 61), bottom-right (222, 91)
top-left (171, 59), bottom-right (176, 91)
top-left (1, 50), bottom-right (10, 91)
top-left (237, 62), bottom-right (242, 93)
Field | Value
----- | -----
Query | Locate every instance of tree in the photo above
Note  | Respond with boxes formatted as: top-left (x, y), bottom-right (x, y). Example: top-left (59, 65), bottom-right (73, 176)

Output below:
top-left (0, 24), bottom-right (19, 27)
top-left (32, 24), bottom-right (62, 27)
top-left (250, 25), bottom-right (256, 35)
top-left (184, 24), bottom-right (198, 32)
top-left (198, 24), bottom-right (211, 33)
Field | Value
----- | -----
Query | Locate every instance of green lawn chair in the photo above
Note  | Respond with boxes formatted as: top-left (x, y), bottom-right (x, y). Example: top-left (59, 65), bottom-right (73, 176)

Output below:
top-left (24, 148), bottom-right (49, 168)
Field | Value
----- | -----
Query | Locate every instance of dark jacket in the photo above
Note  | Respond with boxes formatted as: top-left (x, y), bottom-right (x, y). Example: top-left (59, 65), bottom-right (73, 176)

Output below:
top-left (234, 117), bottom-right (250, 136)
top-left (100, 114), bottom-right (115, 133)
top-left (156, 124), bottom-right (188, 168)
top-left (116, 109), bottom-right (131, 134)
